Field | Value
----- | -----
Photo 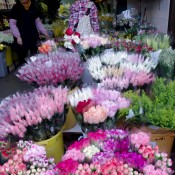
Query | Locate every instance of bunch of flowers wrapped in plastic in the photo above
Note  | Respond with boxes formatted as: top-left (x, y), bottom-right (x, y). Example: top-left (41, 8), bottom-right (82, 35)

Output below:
top-left (55, 130), bottom-right (173, 175)
top-left (88, 50), bottom-right (157, 90)
top-left (0, 86), bottom-right (68, 142)
top-left (79, 34), bottom-right (109, 60)
top-left (16, 50), bottom-right (83, 87)
top-left (0, 140), bottom-right (55, 175)
top-left (68, 87), bottom-right (130, 132)
top-left (63, 28), bottom-right (81, 51)
top-left (38, 40), bottom-right (57, 54)
top-left (113, 39), bottom-right (153, 56)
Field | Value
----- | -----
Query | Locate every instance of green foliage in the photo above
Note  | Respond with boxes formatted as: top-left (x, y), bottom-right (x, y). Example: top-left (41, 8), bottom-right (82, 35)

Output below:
top-left (120, 79), bottom-right (175, 130)
top-left (157, 48), bottom-right (175, 79)
top-left (141, 34), bottom-right (170, 51)
top-left (118, 90), bottom-right (153, 126)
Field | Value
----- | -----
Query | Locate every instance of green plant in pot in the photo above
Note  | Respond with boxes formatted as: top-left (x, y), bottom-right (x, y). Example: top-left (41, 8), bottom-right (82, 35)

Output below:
top-left (119, 78), bottom-right (175, 130)
top-left (118, 90), bottom-right (153, 128)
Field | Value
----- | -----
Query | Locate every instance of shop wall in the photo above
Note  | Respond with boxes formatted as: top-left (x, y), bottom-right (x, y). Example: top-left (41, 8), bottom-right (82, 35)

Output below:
top-left (127, 0), bottom-right (170, 33)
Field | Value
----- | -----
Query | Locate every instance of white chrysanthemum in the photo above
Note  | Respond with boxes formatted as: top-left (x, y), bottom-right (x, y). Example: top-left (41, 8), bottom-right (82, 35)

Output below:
top-left (83, 145), bottom-right (100, 160)
top-left (68, 87), bottom-right (93, 107)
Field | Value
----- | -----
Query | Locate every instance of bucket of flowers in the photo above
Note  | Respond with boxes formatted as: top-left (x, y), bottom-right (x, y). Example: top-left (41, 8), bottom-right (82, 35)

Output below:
top-left (68, 87), bottom-right (130, 133)
top-left (55, 129), bottom-right (173, 175)
top-left (0, 85), bottom-right (68, 162)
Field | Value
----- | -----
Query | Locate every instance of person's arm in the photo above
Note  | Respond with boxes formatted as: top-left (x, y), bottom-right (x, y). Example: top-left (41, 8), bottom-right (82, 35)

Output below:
top-left (90, 4), bottom-right (100, 34)
top-left (9, 5), bottom-right (23, 45)
top-left (35, 17), bottom-right (49, 38)
top-left (9, 19), bottom-right (21, 39)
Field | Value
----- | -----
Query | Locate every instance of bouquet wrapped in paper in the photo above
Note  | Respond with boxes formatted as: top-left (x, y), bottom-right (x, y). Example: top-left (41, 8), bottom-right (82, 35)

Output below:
top-left (68, 87), bottom-right (130, 132)
top-left (55, 129), bottom-right (173, 175)
top-left (0, 86), bottom-right (68, 142)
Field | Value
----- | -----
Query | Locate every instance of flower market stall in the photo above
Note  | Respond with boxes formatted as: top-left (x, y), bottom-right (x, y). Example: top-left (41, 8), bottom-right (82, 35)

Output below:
top-left (1, 0), bottom-right (175, 174)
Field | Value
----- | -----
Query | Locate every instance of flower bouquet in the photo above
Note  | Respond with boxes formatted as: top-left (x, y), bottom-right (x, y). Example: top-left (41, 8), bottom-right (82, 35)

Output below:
top-left (0, 140), bottom-right (55, 175)
top-left (88, 50), bottom-right (157, 91)
top-left (141, 34), bottom-right (170, 51)
top-left (38, 40), bottom-right (57, 54)
top-left (0, 85), bottom-right (68, 142)
top-left (55, 129), bottom-right (173, 175)
top-left (16, 50), bottom-right (83, 88)
top-left (68, 87), bottom-right (130, 132)
top-left (63, 28), bottom-right (81, 51)
top-left (79, 34), bottom-right (109, 60)
top-left (113, 39), bottom-right (153, 57)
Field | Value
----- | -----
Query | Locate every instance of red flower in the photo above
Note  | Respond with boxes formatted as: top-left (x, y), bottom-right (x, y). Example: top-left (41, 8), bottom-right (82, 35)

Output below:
top-left (74, 32), bottom-right (81, 38)
top-left (65, 28), bottom-right (74, 36)
top-left (136, 45), bottom-right (142, 53)
top-left (76, 99), bottom-right (92, 113)
top-left (71, 40), bottom-right (76, 45)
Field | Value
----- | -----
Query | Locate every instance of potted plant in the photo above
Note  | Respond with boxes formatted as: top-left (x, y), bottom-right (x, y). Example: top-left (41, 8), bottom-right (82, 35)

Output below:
top-left (119, 78), bottom-right (175, 155)
top-left (0, 85), bottom-right (68, 162)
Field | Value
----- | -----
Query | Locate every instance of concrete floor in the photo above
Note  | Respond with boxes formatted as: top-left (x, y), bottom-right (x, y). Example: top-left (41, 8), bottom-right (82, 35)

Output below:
top-left (0, 69), bottom-right (33, 101)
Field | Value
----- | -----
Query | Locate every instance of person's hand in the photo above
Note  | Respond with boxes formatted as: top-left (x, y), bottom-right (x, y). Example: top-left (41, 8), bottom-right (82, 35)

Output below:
top-left (17, 37), bottom-right (23, 45)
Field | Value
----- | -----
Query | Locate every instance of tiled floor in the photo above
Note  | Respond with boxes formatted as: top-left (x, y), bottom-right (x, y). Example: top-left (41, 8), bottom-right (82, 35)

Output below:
top-left (0, 69), bottom-right (33, 101)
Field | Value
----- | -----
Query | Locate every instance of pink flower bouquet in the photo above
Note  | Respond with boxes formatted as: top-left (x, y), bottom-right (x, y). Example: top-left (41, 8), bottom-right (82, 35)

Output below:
top-left (0, 140), bottom-right (55, 175)
top-left (79, 34), bottom-right (109, 61)
top-left (55, 129), bottom-right (173, 175)
top-left (113, 39), bottom-right (153, 57)
top-left (68, 87), bottom-right (130, 132)
top-left (16, 50), bottom-right (83, 88)
top-left (0, 86), bottom-right (68, 142)
top-left (88, 50), bottom-right (156, 91)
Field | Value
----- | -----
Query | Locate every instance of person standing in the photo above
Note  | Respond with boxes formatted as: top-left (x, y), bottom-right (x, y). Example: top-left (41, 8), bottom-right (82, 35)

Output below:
top-left (10, 0), bottom-right (49, 64)
top-left (69, 0), bottom-right (100, 36)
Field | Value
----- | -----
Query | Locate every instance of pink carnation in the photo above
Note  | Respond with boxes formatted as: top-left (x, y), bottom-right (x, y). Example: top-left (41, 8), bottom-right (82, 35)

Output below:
top-left (131, 131), bottom-right (150, 146)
